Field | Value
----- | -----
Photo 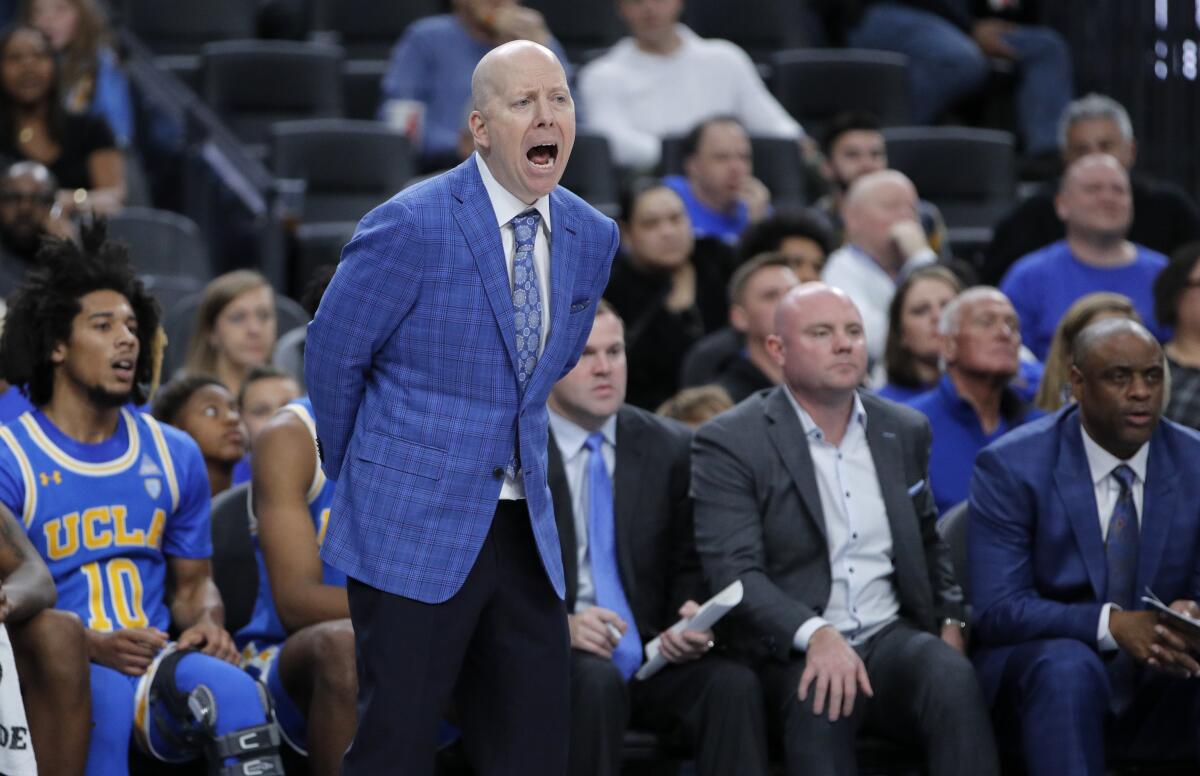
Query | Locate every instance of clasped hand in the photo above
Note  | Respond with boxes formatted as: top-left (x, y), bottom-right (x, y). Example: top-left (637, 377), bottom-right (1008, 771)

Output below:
top-left (1111, 600), bottom-right (1200, 678)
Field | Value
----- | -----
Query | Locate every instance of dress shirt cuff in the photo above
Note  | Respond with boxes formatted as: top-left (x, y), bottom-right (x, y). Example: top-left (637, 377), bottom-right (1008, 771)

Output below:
top-left (794, 617), bottom-right (832, 652)
top-left (1097, 603), bottom-right (1119, 652)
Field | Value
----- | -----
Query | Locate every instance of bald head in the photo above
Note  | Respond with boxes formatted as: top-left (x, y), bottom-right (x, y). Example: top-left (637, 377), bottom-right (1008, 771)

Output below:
top-left (767, 283), bottom-right (868, 405)
top-left (841, 170), bottom-right (921, 269)
top-left (471, 40), bottom-right (564, 114)
top-left (1071, 317), bottom-right (1159, 369)
top-left (843, 170), bottom-right (917, 214)
top-left (773, 282), bottom-right (856, 335)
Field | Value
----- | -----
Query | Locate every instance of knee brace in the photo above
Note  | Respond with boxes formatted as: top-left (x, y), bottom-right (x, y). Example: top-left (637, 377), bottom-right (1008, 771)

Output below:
top-left (149, 648), bottom-right (285, 775)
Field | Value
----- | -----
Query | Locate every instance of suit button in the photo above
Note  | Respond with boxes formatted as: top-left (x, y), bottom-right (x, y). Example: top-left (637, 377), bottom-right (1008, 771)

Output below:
top-left (492, 467), bottom-right (504, 479)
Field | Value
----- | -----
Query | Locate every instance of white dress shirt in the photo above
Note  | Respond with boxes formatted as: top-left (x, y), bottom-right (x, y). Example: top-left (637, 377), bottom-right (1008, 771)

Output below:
top-left (1080, 426), bottom-right (1149, 651)
top-left (548, 409), bottom-right (618, 611)
top-left (476, 152), bottom-right (553, 500)
top-left (577, 25), bottom-right (802, 168)
top-left (782, 390), bottom-right (902, 651)
top-left (821, 244), bottom-right (936, 373)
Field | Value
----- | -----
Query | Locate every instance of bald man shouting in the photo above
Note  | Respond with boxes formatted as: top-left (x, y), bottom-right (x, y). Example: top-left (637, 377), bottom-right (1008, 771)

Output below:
top-left (307, 41), bottom-right (619, 774)
top-left (821, 169), bottom-right (939, 368)
top-left (691, 284), bottom-right (998, 776)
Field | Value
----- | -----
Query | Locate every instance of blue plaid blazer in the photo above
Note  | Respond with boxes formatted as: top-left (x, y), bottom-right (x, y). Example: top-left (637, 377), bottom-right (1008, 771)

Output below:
top-left (305, 157), bottom-right (619, 603)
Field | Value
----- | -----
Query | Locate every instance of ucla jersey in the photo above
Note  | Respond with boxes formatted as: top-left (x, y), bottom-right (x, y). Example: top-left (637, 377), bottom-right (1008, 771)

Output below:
top-left (0, 409), bottom-right (211, 633)
top-left (237, 398), bottom-right (344, 650)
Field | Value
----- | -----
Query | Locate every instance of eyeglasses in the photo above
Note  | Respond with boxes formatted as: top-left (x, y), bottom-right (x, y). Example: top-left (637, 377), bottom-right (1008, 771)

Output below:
top-left (0, 191), bottom-right (54, 206)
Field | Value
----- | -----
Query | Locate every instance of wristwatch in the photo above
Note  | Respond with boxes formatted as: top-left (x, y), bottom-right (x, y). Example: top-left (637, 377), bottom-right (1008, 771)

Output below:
top-left (941, 617), bottom-right (967, 631)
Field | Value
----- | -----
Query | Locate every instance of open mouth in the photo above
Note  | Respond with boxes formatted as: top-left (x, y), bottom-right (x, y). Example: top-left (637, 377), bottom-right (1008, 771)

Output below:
top-left (112, 358), bottom-right (134, 380)
top-left (526, 143), bottom-right (558, 169)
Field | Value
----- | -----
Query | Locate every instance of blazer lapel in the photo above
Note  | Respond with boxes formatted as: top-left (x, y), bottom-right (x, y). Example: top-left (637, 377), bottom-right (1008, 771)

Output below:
top-left (451, 161), bottom-right (520, 377)
top-left (613, 408), bottom-right (644, 601)
top-left (1137, 431), bottom-right (1177, 598)
top-left (1054, 412), bottom-right (1107, 601)
top-left (523, 194), bottom-right (581, 407)
top-left (763, 387), bottom-right (827, 541)
top-left (864, 406), bottom-right (923, 564)
top-left (546, 429), bottom-right (579, 608)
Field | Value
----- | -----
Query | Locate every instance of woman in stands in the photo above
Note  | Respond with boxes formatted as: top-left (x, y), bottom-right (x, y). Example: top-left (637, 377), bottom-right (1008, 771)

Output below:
top-left (1033, 292), bottom-right (1140, 413)
top-left (1154, 242), bottom-right (1200, 430)
top-left (22, 0), bottom-right (132, 147)
top-left (183, 269), bottom-right (279, 397)
top-left (153, 374), bottom-right (248, 498)
top-left (876, 264), bottom-right (963, 402)
top-left (0, 24), bottom-right (124, 214)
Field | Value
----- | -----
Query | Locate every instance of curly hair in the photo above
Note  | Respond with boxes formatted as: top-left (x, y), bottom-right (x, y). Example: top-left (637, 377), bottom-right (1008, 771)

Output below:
top-left (0, 222), bottom-right (161, 406)
top-left (151, 373), bottom-right (225, 427)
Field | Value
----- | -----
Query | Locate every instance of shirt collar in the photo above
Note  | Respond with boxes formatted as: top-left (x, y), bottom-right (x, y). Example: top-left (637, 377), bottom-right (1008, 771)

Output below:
top-left (782, 387), bottom-right (868, 441)
top-left (1080, 423), bottom-right (1149, 488)
top-left (474, 152), bottom-right (553, 234)
top-left (549, 408), bottom-right (617, 460)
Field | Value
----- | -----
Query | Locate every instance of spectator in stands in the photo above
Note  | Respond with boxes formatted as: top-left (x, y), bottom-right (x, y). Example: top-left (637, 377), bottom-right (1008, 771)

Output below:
top-left (22, 0), bottom-right (133, 147)
top-left (815, 112), bottom-right (949, 255)
top-left (984, 94), bottom-right (1200, 285)
top-left (182, 270), bottom-right (278, 397)
top-left (692, 282), bottom-right (999, 776)
top-left (969, 318), bottom-right (1200, 776)
top-left (663, 116), bottom-right (770, 244)
top-left (577, 0), bottom-right (803, 170)
top-left (909, 287), bottom-right (1038, 515)
top-left (547, 301), bottom-right (769, 776)
top-left (604, 180), bottom-right (735, 409)
top-left (1154, 242), bottom-right (1200, 431)
top-left (238, 364), bottom-right (301, 445)
top-left (379, 0), bottom-right (568, 171)
top-left (153, 374), bottom-right (247, 498)
top-left (681, 209), bottom-right (832, 391)
top-left (711, 253), bottom-right (799, 403)
top-left (822, 169), bottom-right (936, 367)
top-left (1000, 154), bottom-right (1168, 361)
top-left (0, 160), bottom-right (72, 294)
top-left (840, 0), bottom-right (1071, 158)
top-left (239, 393), bottom-right (357, 775)
top-left (656, 384), bottom-right (733, 428)
top-left (0, 24), bottom-right (123, 214)
top-left (1033, 292), bottom-right (1140, 413)
top-left (877, 264), bottom-right (963, 403)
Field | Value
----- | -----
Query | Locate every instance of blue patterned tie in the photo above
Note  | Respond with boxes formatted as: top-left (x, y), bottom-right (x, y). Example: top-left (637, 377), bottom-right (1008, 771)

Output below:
top-left (1106, 464), bottom-right (1139, 713)
top-left (510, 210), bottom-right (543, 395)
top-left (585, 432), bottom-right (642, 680)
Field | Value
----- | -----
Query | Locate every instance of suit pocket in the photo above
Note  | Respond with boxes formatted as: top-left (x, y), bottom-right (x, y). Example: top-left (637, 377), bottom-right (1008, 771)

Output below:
top-left (569, 297), bottom-right (591, 314)
top-left (356, 430), bottom-right (447, 481)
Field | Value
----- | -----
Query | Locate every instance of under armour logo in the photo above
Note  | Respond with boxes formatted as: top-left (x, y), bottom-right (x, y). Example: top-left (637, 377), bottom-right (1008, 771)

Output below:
top-left (39, 471), bottom-right (61, 486)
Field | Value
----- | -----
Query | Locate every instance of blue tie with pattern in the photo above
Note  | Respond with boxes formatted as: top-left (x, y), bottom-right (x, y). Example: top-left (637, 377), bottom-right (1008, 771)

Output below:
top-left (510, 209), bottom-right (543, 395)
top-left (585, 432), bottom-right (642, 680)
top-left (1106, 464), bottom-right (1139, 713)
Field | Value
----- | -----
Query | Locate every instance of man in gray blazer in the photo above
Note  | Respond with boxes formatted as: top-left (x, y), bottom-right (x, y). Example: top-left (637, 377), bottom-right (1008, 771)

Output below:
top-left (692, 283), bottom-right (998, 776)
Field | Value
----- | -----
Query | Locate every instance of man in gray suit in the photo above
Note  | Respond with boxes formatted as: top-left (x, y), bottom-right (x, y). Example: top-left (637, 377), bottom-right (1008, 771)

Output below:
top-left (691, 283), bottom-right (999, 776)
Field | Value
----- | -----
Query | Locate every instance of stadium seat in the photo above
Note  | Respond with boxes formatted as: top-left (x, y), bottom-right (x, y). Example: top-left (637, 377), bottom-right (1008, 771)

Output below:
top-left (124, 0), bottom-right (256, 57)
top-left (770, 49), bottom-right (912, 139)
top-left (293, 220), bottom-right (355, 298)
top-left (273, 325), bottom-right (307, 386)
top-left (937, 500), bottom-right (970, 605)
top-left (559, 134), bottom-right (620, 217)
top-left (108, 207), bottom-right (212, 282)
top-left (343, 59), bottom-right (388, 121)
top-left (160, 290), bottom-right (310, 382)
top-left (210, 483), bottom-right (257, 635)
top-left (523, 0), bottom-right (626, 65)
top-left (683, 0), bottom-right (816, 63)
top-left (882, 126), bottom-right (1017, 230)
top-left (271, 119), bottom-right (414, 224)
top-left (201, 40), bottom-right (344, 151)
top-left (311, 0), bottom-right (444, 60)
top-left (660, 135), bottom-right (807, 209)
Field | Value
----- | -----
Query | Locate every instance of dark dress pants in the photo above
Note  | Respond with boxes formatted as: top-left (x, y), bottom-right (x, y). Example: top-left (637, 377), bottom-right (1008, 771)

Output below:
top-left (764, 620), bottom-right (999, 776)
top-left (343, 501), bottom-right (570, 776)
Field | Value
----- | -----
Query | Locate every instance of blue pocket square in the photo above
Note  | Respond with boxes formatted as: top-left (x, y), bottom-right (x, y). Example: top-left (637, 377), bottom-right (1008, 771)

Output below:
top-left (907, 479), bottom-right (925, 497)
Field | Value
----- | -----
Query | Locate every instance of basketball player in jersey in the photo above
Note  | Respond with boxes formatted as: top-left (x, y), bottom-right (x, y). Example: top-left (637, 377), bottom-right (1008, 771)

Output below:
top-left (0, 230), bottom-right (285, 775)
top-left (237, 395), bottom-right (356, 774)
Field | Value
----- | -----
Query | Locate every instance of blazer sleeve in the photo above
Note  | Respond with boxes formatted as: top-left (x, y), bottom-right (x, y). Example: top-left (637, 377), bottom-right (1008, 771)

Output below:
top-left (556, 218), bottom-right (619, 381)
top-left (968, 447), bottom-right (1105, 646)
top-left (912, 418), bottom-right (966, 623)
top-left (304, 199), bottom-right (422, 481)
top-left (662, 427), bottom-right (706, 631)
top-left (692, 418), bottom-right (813, 661)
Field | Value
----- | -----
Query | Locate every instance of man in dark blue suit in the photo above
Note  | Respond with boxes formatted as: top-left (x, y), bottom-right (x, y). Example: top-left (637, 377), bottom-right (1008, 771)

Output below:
top-left (305, 40), bottom-right (619, 775)
top-left (969, 318), bottom-right (1200, 776)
